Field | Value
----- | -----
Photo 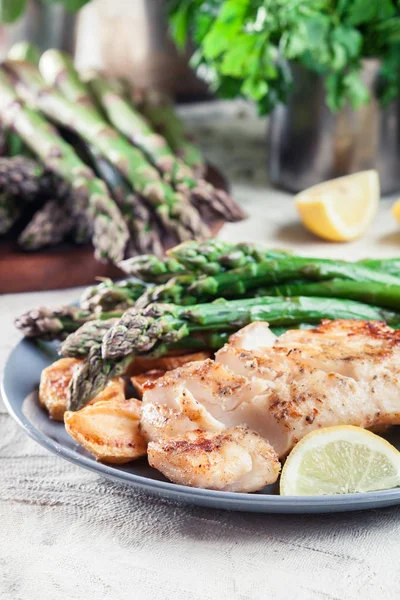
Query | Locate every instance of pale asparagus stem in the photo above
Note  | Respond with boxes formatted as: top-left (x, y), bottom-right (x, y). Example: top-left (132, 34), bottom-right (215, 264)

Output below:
top-left (33, 54), bottom-right (208, 242)
top-left (88, 74), bottom-right (244, 222)
top-left (18, 198), bottom-right (75, 250)
top-left (0, 68), bottom-right (129, 263)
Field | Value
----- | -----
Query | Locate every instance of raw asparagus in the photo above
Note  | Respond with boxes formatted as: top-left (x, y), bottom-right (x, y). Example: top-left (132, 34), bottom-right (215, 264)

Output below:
top-left (141, 93), bottom-right (206, 176)
top-left (0, 68), bottom-right (129, 262)
top-left (0, 156), bottom-right (66, 203)
top-left (87, 73), bottom-right (245, 222)
top-left (9, 60), bottom-right (207, 243)
top-left (18, 199), bottom-right (75, 250)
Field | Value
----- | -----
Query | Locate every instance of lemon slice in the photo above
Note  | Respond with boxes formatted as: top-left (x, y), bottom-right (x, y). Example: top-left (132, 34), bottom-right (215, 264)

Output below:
top-left (280, 425), bottom-right (400, 496)
top-left (295, 171), bottom-right (379, 242)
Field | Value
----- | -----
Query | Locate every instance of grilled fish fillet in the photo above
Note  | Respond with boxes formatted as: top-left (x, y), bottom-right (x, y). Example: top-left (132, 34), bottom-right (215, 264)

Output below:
top-left (143, 320), bottom-right (400, 463)
top-left (148, 426), bottom-right (280, 492)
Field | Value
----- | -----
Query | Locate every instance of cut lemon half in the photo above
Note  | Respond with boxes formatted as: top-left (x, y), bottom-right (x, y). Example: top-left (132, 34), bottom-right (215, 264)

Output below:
top-left (295, 171), bottom-right (379, 242)
top-left (280, 425), bottom-right (400, 496)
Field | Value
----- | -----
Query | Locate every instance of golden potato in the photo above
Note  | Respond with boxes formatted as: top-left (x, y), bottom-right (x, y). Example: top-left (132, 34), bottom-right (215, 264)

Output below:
top-left (64, 398), bottom-right (147, 464)
top-left (39, 357), bottom-right (126, 421)
top-left (39, 358), bottom-right (82, 421)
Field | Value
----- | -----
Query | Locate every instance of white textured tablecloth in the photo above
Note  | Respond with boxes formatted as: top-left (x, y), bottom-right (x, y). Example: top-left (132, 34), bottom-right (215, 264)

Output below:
top-left (2, 101), bottom-right (400, 600)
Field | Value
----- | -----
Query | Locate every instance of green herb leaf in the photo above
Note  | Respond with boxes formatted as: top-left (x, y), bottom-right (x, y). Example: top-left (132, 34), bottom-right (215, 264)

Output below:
top-left (0, 0), bottom-right (27, 23)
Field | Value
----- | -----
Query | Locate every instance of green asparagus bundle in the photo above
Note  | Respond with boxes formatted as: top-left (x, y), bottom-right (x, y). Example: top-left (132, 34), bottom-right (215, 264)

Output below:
top-left (35, 53), bottom-right (163, 257)
top-left (65, 295), bottom-right (400, 409)
top-left (141, 92), bottom-right (206, 177)
top-left (40, 50), bottom-right (244, 223)
top-left (0, 68), bottom-right (129, 262)
top-left (5, 60), bottom-right (208, 244)
top-left (86, 73), bottom-right (244, 222)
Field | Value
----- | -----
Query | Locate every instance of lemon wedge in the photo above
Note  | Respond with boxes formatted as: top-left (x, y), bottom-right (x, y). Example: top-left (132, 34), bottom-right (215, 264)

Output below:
top-left (295, 171), bottom-right (379, 242)
top-left (392, 198), bottom-right (400, 222)
top-left (280, 425), bottom-right (400, 496)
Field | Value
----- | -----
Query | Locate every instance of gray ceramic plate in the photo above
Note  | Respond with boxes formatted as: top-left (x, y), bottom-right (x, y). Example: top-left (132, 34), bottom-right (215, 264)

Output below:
top-left (3, 337), bottom-right (400, 514)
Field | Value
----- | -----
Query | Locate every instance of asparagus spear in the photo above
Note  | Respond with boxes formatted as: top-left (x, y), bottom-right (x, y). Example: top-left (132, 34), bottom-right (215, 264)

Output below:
top-left (141, 92), bottom-right (206, 177)
top-left (119, 240), bottom-right (290, 281)
top-left (103, 296), bottom-right (400, 360)
top-left (66, 295), bottom-right (400, 408)
top-left (0, 156), bottom-right (67, 202)
top-left (9, 60), bottom-right (207, 242)
top-left (79, 278), bottom-right (146, 312)
top-left (18, 199), bottom-right (75, 250)
top-left (60, 319), bottom-right (119, 357)
top-left (0, 68), bottom-right (129, 263)
top-left (15, 304), bottom-right (122, 341)
top-left (86, 74), bottom-right (245, 222)
top-left (135, 256), bottom-right (400, 307)
top-left (15, 306), bottom-right (96, 340)
top-left (264, 279), bottom-right (400, 311)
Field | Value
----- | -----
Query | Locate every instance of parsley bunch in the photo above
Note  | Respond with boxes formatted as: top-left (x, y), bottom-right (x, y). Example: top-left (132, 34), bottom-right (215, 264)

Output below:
top-left (169, 0), bottom-right (400, 113)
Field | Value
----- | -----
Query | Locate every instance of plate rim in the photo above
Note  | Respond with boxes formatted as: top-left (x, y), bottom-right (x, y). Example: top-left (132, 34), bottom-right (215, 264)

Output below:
top-left (3, 338), bottom-right (400, 513)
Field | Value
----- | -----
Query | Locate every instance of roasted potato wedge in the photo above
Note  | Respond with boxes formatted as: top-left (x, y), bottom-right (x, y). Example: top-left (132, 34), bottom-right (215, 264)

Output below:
top-left (64, 398), bottom-right (147, 464)
top-left (39, 357), bottom-right (82, 421)
top-left (39, 357), bottom-right (126, 421)
top-left (131, 369), bottom-right (166, 398)
top-left (127, 350), bottom-right (212, 376)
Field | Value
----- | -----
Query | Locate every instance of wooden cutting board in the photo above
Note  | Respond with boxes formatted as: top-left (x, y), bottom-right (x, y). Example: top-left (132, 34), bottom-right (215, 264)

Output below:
top-left (0, 165), bottom-right (228, 293)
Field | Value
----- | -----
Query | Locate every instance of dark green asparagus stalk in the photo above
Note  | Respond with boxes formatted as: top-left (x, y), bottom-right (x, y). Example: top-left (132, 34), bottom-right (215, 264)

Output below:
top-left (86, 73), bottom-right (245, 222)
top-left (0, 68), bottom-right (129, 263)
top-left (9, 59), bottom-right (207, 242)
top-left (66, 295), bottom-right (400, 408)
top-left (79, 278), bottom-right (146, 312)
top-left (18, 199), bottom-right (75, 250)
top-left (141, 92), bottom-right (206, 177)
top-left (359, 257), bottom-right (400, 277)
top-left (134, 256), bottom-right (400, 307)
